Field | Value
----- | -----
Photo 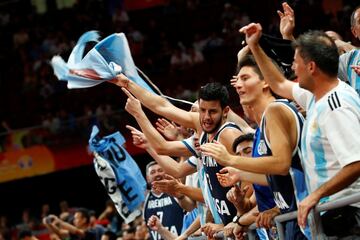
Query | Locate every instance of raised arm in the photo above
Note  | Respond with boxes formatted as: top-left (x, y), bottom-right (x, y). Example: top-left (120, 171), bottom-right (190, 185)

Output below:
top-left (153, 175), bottom-right (205, 204)
top-left (201, 103), bottom-right (298, 175)
top-left (148, 215), bottom-right (177, 240)
top-left (240, 23), bottom-right (295, 100)
top-left (127, 125), bottom-right (196, 178)
top-left (278, 2), bottom-right (295, 40)
top-left (123, 88), bottom-right (193, 157)
top-left (112, 75), bottom-right (199, 130)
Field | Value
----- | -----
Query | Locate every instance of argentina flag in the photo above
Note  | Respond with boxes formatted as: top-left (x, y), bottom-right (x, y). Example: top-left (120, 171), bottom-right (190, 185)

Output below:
top-left (89, 125), bottom-right (147, 223)
top-left (51, 31), bottom-right (156, 93)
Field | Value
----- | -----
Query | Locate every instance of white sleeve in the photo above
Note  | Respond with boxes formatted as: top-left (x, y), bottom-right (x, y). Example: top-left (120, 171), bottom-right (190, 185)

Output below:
top-left (187, 156), bottom-right (198, 168)
top-left (292, 83), bottom-right (313, 110)
top-left (182, 135), bottom-right (200, 157)
top-left (324, 106), bottom-right (360, 167)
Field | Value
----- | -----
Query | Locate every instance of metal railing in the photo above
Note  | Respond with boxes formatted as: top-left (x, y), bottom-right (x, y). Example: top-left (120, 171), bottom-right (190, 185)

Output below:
top-left (246, 192), bottom-right (360, 240)
top-left (187, 193), bottom-right (360, 240)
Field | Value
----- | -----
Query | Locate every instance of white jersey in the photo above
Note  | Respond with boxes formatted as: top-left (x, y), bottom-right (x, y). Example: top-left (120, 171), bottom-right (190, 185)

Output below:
top-left (292, 81), bottom-right (360, 206)
top-left (186, 156), bottom-right (221, 225)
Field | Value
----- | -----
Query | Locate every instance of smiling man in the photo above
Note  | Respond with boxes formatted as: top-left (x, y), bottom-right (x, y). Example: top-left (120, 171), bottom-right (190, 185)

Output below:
top-left (111, 77), bottom-right (245, 236)
top-left (143, 161), bottom-right (185, 240)
top-left (240, 22), bottom-right (360, 238)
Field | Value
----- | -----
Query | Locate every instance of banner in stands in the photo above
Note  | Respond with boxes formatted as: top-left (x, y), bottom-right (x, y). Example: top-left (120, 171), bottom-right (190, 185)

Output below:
top-left (0, 138), bottom-right (145, 183)
top-left (0, 145), bottom-right (55, 183)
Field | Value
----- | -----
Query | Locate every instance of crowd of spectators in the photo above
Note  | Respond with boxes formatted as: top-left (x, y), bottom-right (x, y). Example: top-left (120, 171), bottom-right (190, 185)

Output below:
top-left (0, 0), bottom-right (357, 152)
top-left (0, 200), bottom-right (150, 240)
top-left (0, 0), bottom-right (359, 239)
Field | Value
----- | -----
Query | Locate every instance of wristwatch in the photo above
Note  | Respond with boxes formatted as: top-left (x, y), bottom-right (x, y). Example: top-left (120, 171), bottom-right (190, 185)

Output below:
top-left (232, 215), bottom-right (246, 227)
top-left (232, 215), bottom-right (241, 224)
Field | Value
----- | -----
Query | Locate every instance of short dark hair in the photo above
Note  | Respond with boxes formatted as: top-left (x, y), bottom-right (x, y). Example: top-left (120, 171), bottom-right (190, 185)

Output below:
top-left (237, 54), bottom-right (282, 98)
top-left (145, 161), bottom-right (157, 175)
top-left (292, 30), bottom-right (339, 78)
top-left (198, 82), bottom-right (229, 108)
top-left (238, 54), bottom-right (264, 80)
top-left (232, 133), bottom-right (254, 153)
top-left (351, 5), bottom-right (360, 27)
top-left (75, 208), bottom-right (90, 223)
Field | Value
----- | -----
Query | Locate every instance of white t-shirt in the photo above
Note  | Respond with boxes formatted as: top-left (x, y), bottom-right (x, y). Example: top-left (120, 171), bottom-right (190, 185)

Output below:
top-left (292, 80), bottom-right (360, 206)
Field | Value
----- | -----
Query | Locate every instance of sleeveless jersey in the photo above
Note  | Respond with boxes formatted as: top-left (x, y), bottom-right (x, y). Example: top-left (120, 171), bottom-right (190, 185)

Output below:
top-left (199, 122), bottom-right (241, 224)
top-left (144, 192), bottom-right (184, 240)
top-left (258, 99), bottom-right (309, 240)
top-left (252, 127), bottom-right (276, 212)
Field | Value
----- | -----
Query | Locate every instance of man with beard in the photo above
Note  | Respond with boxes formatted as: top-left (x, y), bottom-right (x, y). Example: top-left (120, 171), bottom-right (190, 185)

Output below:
top-left (112, 78), bottom-right (244, 237)
top-left (240, 22), bottom-right (360, 238)
top-left (143, 161), bottom-right (185, 240)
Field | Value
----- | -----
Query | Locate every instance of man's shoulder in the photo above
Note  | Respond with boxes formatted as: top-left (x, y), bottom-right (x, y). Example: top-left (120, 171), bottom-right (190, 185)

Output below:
top-left (327, 82), bottom-right (360, 111)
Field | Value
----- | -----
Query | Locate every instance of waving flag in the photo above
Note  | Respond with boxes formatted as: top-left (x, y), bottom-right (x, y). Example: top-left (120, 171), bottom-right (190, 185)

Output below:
top-left (89, 126), bottom-right (147, 223)
top-left (51, 31), bottom-right (156, 93)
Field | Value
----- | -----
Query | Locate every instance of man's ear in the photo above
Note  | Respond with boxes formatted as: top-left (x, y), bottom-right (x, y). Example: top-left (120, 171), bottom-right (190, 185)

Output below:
top-left (308, 61), bottom-right (316, 74)
top-left (351, 26), bottom-right (358, 39)
top-left (223, 106), bottom-right (230, 119)
top-left (262, 80), bottom-right (270, 90)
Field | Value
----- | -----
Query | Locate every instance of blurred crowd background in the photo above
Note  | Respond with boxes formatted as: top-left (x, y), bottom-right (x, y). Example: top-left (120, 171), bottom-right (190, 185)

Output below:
top-left (0, 0), bottom-right (358, 239)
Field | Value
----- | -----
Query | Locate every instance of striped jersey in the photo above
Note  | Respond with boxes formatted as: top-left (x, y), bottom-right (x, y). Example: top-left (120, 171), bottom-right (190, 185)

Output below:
top-left (292, 81), bottom-right (360, 206)
top-left (338, 49), bottom-right (360, 96)
top-left (183, 122), bottom-right (242, 224)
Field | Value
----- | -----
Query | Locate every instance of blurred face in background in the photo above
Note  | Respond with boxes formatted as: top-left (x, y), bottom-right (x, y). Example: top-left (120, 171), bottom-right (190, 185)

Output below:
top-left (351, 8), bottom-right (360, 39)
top-left (73, 212), bottom-right (88, 229)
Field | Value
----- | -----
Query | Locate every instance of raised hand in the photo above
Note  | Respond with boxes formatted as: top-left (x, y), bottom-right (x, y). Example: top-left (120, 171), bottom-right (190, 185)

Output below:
top-left (277, 2), bottom-right (295, 40)
top-left (122, 87), bottom-right (143, 117)
top-left (216, 167), bottom-right (242, 187)
top-left (239, 23), bottom-right (262, 48)
top-left (230, 75), bottom-right (238, 88)
top-left (155, 118), bottom-right (180, 141)
top-left (152, 174), bottom-right (183, 198)
top-left (200, 141), bottom-right (233, 166)
top-left (226, 184), bottom-right (251, 214)
top-left (147, 215), bottom-right (161, 231)
top-left (125, 125), bottom-right (149, 149)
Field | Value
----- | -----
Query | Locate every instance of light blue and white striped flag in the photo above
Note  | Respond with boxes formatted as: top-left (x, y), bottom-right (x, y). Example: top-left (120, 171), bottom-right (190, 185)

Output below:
top-left (51, 31), bottom-right (156, 93)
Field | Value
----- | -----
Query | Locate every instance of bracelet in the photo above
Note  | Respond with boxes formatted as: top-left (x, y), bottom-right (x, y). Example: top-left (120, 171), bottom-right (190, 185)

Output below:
top-left (236, 221), bottom-right (248, 228)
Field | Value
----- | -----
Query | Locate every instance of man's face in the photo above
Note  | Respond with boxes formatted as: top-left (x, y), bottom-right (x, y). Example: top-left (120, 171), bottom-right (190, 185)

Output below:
top-left (146, 164), bottom-right (165, 185)
top-left (235, 140), bottom-right (253, 157)
top-left (235, 66), bottom-right (266, 106)
top-left (352, 8), bottom-right (360, 40)
top-left (73, 212), bottom-right (87, 229)
top-left (198, 99), bottom-right (227, 134)
top-left (292, 49), bottom-right (312, 90)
